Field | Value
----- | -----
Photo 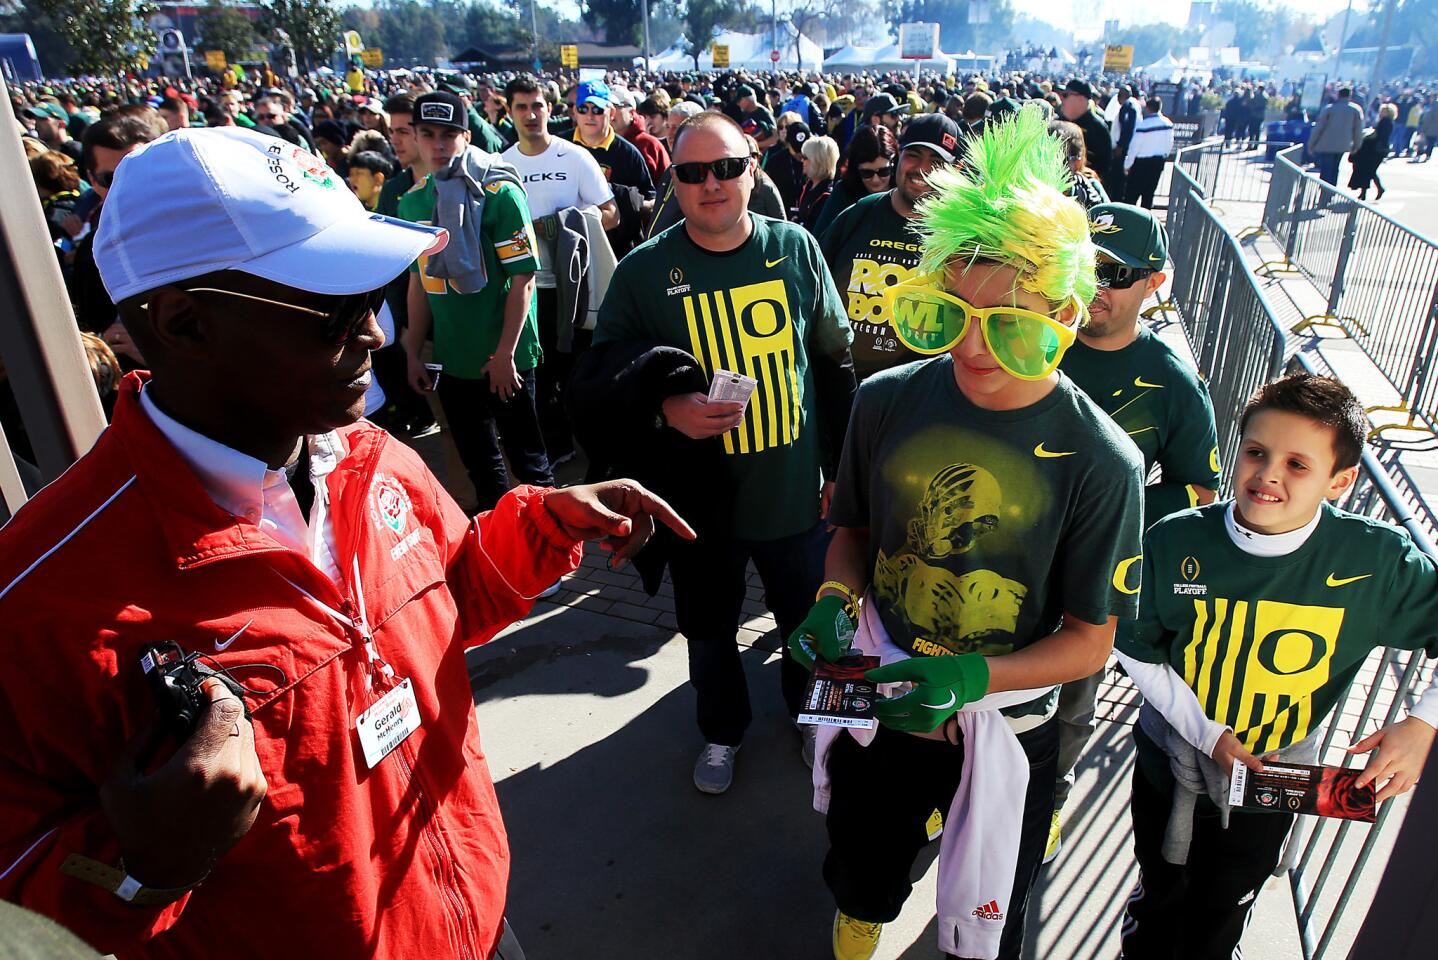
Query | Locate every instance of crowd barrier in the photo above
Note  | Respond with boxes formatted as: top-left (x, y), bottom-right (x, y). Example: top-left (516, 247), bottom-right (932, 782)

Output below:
top-left (1164, 159), bottom-right (1438, 960)
top-left (1260, 145), bottom-right (1438, 440)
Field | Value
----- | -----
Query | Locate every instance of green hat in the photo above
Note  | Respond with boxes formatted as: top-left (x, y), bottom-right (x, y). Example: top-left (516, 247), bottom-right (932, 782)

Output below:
top-left (22, 103), bottom-right (67, 122)
top-left (1089, 202), bottom-right (1168, 270)
top-left (736, 84), bottom-right (755, 99)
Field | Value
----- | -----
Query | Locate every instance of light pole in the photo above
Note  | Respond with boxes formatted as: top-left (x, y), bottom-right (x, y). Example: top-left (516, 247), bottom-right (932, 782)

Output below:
top-left (1334, 0), bottom-right (1354, 82)
top-left (530, 0), bottom-right (540, 71)
top-left (642, 0), bottom-right (651, 71)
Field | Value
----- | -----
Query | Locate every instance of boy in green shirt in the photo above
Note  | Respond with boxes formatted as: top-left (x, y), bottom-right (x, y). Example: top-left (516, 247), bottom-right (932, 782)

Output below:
top-left (1116, 373), bottom-right (1438, 960)
top-left (399, 92), bottom-right (552, 511)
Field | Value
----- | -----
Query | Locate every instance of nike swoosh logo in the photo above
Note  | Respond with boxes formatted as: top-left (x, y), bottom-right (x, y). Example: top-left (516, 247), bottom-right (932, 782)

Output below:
top-left (1034, 443), bottom-right (1076, 458)
top-left (1325, 573), bottom-right (1373, 587)
top-left (215, 619), bottom-right (254, 652)
top-left (1133, 377), bottom-right (1163, 389)
top-left (921, 691), bottom-right (958, 711)
top-left (765, 256), bottom-right (787, 268)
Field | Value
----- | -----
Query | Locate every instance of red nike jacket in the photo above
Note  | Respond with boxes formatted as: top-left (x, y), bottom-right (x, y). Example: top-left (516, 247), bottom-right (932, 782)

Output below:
top-left (0, 373), bottom-right (582, 959)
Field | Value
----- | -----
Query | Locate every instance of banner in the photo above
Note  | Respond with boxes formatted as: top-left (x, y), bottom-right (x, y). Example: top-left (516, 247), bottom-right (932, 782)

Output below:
top-left (712, 44), bottom-right (729, 68)
top-left (204, 50), bottom-right (227, 71)
top-left (1102, 44), bottom-right (1134, 72)
top-left (361, 48), bottom-right (383, 68)
top-left (560, 44), bottom-right (579, 68)
top-left (343, 30), bottom-right (364, 57)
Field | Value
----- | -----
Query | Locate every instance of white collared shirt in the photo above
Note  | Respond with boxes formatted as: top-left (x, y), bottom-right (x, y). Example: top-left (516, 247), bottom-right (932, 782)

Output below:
top-left (140, 386), bottom-right (344, 583)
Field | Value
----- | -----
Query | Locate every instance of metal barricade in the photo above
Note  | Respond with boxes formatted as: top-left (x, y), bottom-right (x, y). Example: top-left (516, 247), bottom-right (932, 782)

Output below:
top-left (1258, 146), bottom-right (1438, 439)
top-left (1166, 156), bottom-right (1437, 960)
top-left (1160, 163), bottom-right (1288, 486)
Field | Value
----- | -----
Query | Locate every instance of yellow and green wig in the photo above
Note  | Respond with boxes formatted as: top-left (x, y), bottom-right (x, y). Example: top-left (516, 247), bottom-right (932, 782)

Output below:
top-left (913, 104), bottom-right (1097, 322)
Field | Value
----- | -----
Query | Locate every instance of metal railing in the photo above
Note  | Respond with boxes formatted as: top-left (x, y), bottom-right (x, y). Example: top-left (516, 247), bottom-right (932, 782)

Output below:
top-left (1172, 138), bottom-right (1274, 208)
top-left (1165, 158), bottom-right (1438, 960)
top-left (1260, 145), bottom-right (1438, 439)
top-left (1157, 164), bottom-right (1289, 487)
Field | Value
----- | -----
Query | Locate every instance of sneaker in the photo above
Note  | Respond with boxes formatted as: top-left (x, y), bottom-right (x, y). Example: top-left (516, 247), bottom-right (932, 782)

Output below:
top-left (693, 743), bottom-right (739, 794)
top-left (801, 724), bottom-right (817, 770)
top-left (1042, 810), bottom-right (1062, 864)
top-left (832, 910), bottom-right (882, 960)
top-left (406, 418), bottom-right (441, 440)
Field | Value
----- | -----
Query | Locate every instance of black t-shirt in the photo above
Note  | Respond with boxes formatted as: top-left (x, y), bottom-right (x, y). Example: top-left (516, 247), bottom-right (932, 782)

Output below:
top-left (563, 128), bottom-right (655, 200)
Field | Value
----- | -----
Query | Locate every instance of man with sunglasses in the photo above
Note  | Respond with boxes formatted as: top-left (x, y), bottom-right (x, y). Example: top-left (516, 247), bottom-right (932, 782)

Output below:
top-left (820, 114), bottom-right (963, 381)
top-left (563, 81), bottom-right (654, 214)
top-left (792, 109), bottom-right (1142, 960)
top-left (0, 126), bottom-right (693, 960)
top-left (589, 111), bottom-right (856, 794)
top-left (1048, 202), bottom-right (1220, 862)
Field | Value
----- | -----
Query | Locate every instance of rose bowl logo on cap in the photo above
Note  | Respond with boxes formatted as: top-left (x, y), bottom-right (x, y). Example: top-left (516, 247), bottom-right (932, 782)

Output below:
top-left (420, 102), bottom-right (456, 124)
top-left (941, 132), bottom-right (957, 150)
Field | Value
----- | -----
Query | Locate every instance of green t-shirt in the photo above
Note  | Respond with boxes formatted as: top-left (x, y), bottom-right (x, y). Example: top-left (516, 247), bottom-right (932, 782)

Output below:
top-left (397, 176), bottom-right (542, 378)
top-left (1060, 325), bottom-right (1221, 524)
top-left (819, 191), bottom-right (927, 381)
top-left (1118, 501), bottom-right (1438, 755)
top-left (830, 360), bottom-right (1144, 714)
top-left (376, 165), bottom-right (415, 219)
top-left (467, 107), bottom-right (507, 154)
top-left (594, 215), bottom-right (854, 541)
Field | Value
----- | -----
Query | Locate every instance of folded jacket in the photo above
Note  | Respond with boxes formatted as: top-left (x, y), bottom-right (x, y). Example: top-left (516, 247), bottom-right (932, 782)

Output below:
top-left (426, 146), bottom-right (525, 295)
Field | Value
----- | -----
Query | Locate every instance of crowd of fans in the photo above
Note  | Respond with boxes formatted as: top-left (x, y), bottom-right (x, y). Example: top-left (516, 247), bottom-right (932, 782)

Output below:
top-left (3, 56), bottom-right (1438, 960)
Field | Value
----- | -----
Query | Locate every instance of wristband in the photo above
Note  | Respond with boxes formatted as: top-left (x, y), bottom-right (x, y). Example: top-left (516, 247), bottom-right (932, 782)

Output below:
top-left (816, 580), bottom-right (860, 618)
top-left (61, 854), bottom-right (204, 907)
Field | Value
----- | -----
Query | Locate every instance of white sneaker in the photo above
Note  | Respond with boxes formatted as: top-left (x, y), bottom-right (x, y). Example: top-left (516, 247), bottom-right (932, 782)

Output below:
top-left (693, 743), bottom-right (739, 794)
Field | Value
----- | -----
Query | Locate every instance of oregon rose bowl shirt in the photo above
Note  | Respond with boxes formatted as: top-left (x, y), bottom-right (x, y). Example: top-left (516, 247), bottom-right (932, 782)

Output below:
top-left (819, 191), bottom-right (927, 380)
top-left (830, 359), bottom-right (1144, 710)
top-left (398, 175), bottom-right (542, 379)
top-left (1060, 325), bottom-right (1220, 510)
top-left (1118, 501), bottom-right (1438, 754)
top-left (594, 215), bottom-right (853, 541)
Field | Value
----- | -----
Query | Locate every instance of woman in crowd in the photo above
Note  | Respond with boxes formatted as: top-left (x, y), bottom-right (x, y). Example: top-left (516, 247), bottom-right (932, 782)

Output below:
top-left (1349, 102), bottom-right (1396, 201)
top-left (796, 133), bottom-right (839, 232)
top-left (811, 124), bottom-right (898, 235)
top-left (1048, 118), bottom-right (1109, 210)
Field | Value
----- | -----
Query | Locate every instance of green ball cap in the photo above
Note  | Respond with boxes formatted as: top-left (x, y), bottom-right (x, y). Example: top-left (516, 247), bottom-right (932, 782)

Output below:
top-left (1089, 202), bottom-right (1168, 270)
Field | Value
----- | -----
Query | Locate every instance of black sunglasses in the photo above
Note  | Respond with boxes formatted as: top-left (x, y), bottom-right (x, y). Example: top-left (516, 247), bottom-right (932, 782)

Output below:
top-left (1096, 261), bottom-right (1155, 290)
top-left (92, 169), bottom-right (117, 188)
top-left (151, 285), bottom-right (386, 346)
top-left (672, 157), bottom-right (750, 184)
top-left (574, 103), bottom-right (608, 115)
top-left (858, 164), bottom-right (894, 180)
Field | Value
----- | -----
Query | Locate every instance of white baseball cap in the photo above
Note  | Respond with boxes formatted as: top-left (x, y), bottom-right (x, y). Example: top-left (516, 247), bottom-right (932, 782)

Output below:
top-left (94, 126), bottom-right (447, 304)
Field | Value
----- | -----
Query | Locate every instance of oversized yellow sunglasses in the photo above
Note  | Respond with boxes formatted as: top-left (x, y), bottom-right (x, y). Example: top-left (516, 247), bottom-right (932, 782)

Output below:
top-left (882, 276), bottom-right (1077, 381)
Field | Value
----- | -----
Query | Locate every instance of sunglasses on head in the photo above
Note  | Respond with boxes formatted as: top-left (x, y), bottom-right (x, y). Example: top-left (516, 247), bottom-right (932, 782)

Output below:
top-left (144, 285), bottom-right (386, 346)
top-left (1095, 261), bottom-right (1155, 290)
top-left (574, 103), bottom-right (608, 115)
top-left (672, 156), bottom-right (750, 184)
top-left (883, 276), bottom-right (1076, 381)
top-left (858, 164), bottom-right (894, 180)
top-left (92, 169), bottom-right (117, 188)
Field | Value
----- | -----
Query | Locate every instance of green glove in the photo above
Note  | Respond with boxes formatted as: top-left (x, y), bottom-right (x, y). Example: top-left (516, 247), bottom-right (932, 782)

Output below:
top-left (865, 654), bottom-right (991, 734)
top-left (787, 595), bottom-right (856, 671)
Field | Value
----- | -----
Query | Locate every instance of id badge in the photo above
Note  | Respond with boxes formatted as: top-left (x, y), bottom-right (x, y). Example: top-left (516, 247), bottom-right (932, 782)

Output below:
top-left (356, 677), bottom-right (421, 769)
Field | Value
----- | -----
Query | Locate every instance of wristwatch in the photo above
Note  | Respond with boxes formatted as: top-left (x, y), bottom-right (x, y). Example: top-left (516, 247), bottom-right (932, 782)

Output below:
top-left (61, 854), bottom-right (204, 907)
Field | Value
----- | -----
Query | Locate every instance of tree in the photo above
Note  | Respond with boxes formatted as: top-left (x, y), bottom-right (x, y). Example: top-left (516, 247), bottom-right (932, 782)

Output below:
top-left (683, 0), bottom-right (742, 67)
top-left (261, 0), bottom-right (341, 72)
top-left (892, 0), bottom-right (1014, 52)
top-left (31, 0), bottom-right (158, 75)
top-left (0, 2), bottom-right (77, 76)
top-left (197, 0), bottom-right (261, 61)
top-left (583, 0), bottom-right (643, 45)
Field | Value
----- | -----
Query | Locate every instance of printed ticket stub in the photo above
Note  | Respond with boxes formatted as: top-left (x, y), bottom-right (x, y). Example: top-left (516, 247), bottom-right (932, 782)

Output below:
top-left (1229, 759), bottom-right (1376, 822)
top-left (798, 656), bottom-right (880, 730)
top-left (707, 369), bottom-right (758, 408)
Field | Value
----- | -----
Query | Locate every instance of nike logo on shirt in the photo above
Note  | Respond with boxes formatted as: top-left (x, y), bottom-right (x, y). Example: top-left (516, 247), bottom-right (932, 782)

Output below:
top-left (1325, 573), bottom-right (1373, 588)
top-left (1133, 377), bottom-right (1164, 389)
top-left (1033, 443), bottom-right (1076, 458)
top-left (215, 620), bottom-right (254, 652)
top-left (766, 256), bottom-right (788, 268)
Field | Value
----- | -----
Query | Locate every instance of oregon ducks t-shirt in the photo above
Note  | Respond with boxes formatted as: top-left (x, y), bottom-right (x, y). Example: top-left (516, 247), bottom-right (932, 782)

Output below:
top-left (398, 176), bottom-right (542, 379)
top-left (819, 191), bottom-right (927, 380)
top-left (1118, 502), bottom-right (1438, 755)
top-left (830, 359), bottom-right (1144, 710)
top-left (594, 215), bottom-right (853, 541)
top-left (1060, 325), bottom-right (1221, 523)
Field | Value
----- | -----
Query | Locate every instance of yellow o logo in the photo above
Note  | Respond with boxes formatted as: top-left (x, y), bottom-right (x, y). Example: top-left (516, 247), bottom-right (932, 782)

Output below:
top-left (1112, 555), bottom-right (1142, 595)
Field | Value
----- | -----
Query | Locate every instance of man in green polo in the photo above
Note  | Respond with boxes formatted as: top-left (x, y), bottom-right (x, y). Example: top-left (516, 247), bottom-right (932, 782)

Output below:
top-left (1048, 202), bottom-right (1221, 860)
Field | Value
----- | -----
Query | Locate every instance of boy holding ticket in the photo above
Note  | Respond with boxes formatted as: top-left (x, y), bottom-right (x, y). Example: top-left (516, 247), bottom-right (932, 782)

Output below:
top-left (1115, 372), bottom-right (1438, 960)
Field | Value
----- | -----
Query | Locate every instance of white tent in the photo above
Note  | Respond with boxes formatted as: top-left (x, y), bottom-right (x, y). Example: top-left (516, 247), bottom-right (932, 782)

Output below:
top-left (864, 42), bottom-right (955, 75)
top-left (648, 28), bottom-right (825, 72)
top-left (1143, 52), bottom-right (1188, 82)
top-left (825, 45), bottom-right (881, 70)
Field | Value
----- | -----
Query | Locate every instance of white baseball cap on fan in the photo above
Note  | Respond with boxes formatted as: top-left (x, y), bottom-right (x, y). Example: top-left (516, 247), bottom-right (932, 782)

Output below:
top-left (93, 126), bottom-right (448, 304)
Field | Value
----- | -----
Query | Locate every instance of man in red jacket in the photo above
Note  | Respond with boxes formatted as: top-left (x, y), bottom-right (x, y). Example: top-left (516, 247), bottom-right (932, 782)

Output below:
top-left (611, 84), bottom-right (670, 186)
top-left (0, 126), bottom-right (691, 960)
